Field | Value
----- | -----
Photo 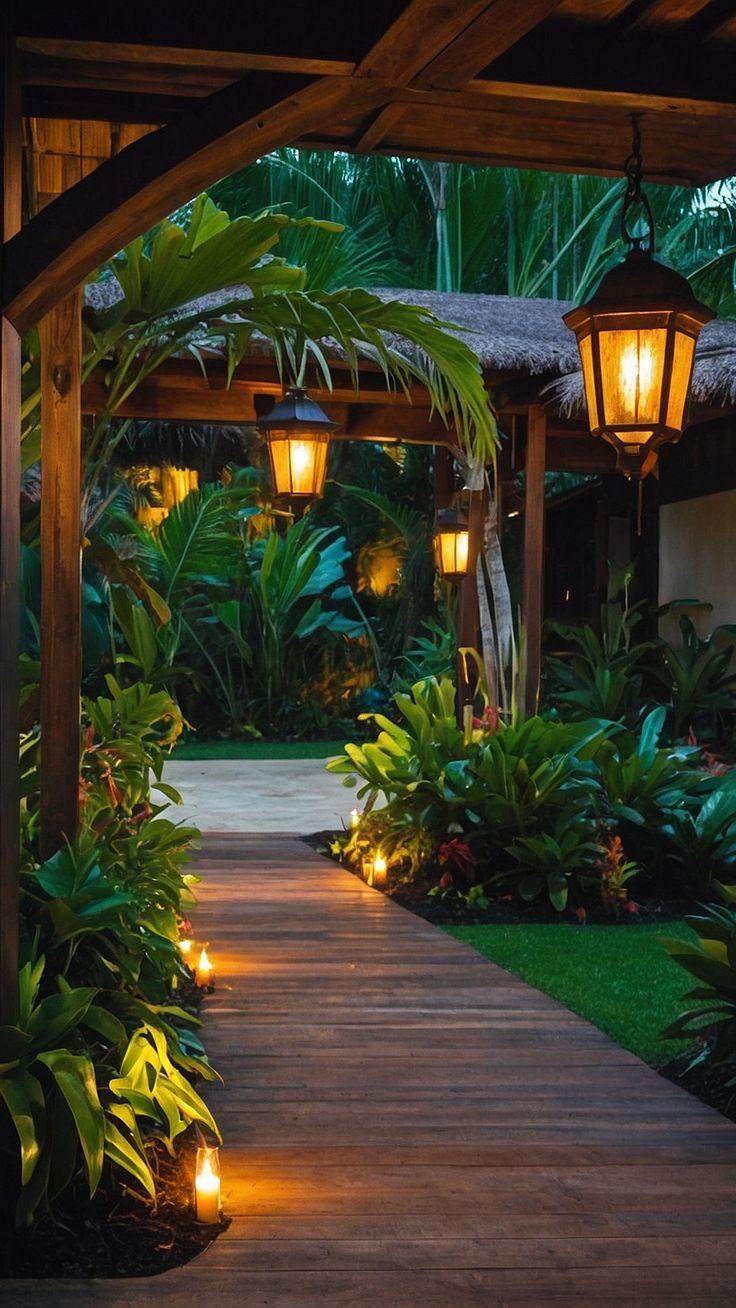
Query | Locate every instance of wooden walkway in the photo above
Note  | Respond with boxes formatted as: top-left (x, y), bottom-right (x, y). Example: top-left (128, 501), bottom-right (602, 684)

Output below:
top-left (7, 832), bottom-right (736, 1304)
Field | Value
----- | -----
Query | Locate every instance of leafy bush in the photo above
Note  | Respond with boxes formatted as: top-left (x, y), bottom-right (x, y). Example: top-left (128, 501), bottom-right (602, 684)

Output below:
top-left (331, 677), bottom-right (736, 909)
top-left (662, 887), bottom-right (736, 1074)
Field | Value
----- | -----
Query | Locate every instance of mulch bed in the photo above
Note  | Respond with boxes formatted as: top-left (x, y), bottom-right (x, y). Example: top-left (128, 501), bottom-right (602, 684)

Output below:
top-left (0, 1129), bottom-right (230, 1278)
top-left (305, 830), bottom-right (736, 1128)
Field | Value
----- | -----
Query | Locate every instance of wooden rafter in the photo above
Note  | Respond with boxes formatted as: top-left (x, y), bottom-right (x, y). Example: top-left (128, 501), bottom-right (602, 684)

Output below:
top-left (414, 0), bottom-right (566, 89)
top-left (3, 72), bottom-right (393, 333)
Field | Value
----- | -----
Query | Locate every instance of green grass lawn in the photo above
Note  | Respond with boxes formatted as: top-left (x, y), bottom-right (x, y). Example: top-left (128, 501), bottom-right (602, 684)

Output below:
top-left (171, 739), bottom-right (347, 760)
top-left (446, 921), bottom-right (697, 1066)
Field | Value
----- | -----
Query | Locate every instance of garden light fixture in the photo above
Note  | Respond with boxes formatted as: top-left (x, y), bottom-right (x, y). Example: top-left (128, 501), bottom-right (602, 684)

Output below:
top-left (433, 506), bottom-right (471, 581)
top-left (194, 1145), bottom-right (221, 1224)
top-left (563, 117), bottom-right (713, 478)
top-left (257, 387), bottom-right (337, 499)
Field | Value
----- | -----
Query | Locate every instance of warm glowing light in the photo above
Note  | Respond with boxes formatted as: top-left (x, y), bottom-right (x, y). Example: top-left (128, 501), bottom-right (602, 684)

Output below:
top-left (195, 946), bottom-right (213, 987)
top-left (434, 509), bottom-right (471, 581)
top-left (179, 938), bottom-right (193, 956)
top-left (373, 854), bottom-right (388, 886)
top-left (362, 856), bottom-right (374, 883)
top-left (350, 808), bottom-right (360, 830)
top-left (291, 442), bottom-right (310, 474)
top-left (195, 1147), bottom-right (221, 1224)
top-left (257, 388), bottom-right (337, 499)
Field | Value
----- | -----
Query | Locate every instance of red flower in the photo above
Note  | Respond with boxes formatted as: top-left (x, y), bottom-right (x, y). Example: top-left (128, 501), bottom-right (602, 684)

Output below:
top-left (472, 704), bottom-right (500, 735)
top-left (438, 837), bottom-right (478, 880)
top-left (625, 901), bottom-right (640, 914)
top-left (500, 895), bottom-right (514, 903)
top-left (439, 870), bottom-right (454, 890)
top-left (575, 907), bottom-right (587, 922)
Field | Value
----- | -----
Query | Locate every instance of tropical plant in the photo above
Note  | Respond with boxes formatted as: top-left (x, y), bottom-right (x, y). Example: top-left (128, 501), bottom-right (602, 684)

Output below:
top-left (662, 885), bottom-right (736, 1072)
top-left (503, 812), bottom-right (603, 911)
top-left (659, 772), bottom-right (736, 894)
top-left (654, 607), bottom-right (736, 742)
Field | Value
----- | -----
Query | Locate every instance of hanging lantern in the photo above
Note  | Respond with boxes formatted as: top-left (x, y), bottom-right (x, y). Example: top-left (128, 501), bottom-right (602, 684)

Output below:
top-left (434, 506), bottom-right (471, 581)
top-left (257, 387), bottom-right (337, 499)
top-left (563, 117), bottom-right (713, 478)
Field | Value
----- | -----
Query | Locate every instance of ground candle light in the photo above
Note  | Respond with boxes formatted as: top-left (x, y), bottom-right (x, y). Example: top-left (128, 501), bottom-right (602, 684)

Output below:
top-left (179, 938), bottom-right (193, 956)
top-left (373, 854), bottom-right (388, 886)
top-left (195, 946), bottom-right (213, 987)
top-left (194, 1146), bottom-right (221, 1224)
top-left (350, 807), bottom-right (360, 829)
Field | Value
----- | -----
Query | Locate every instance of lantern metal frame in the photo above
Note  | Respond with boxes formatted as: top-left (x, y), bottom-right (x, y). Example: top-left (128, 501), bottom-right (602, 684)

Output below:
top-left (563, 117), bottom-right (714, 478)
top-left (433, 505), bottom-right (471, 582)
top-left (256, 386), bottom-right (338, 499)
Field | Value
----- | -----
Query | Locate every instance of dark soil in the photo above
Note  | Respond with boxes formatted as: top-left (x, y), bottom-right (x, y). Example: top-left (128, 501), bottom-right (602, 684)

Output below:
top-left (303, 830), bottom-right (694, 926)
top-left (0, 1129), bottom-right (229, 1279)
top-left (660, 1052), bottom-right (736, 1127)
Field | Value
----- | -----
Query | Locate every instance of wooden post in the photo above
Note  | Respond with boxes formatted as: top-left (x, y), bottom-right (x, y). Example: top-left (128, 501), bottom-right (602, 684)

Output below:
top-left (0, 38), bottom-right (22, 1024)
top-left (456, 486), bottom-right (486, 724)
top-left (522, 404), bottom-right (547, 716)
top-left (39, 289), bottom-right (83, 859)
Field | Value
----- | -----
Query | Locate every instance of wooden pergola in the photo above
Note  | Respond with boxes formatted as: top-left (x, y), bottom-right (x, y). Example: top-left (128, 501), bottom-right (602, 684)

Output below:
top-left (2, 1), bottom-right (736, 1021)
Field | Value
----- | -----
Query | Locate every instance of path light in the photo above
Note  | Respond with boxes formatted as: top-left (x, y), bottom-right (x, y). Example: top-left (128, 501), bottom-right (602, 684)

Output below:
top-left (179, 937), bottom-right (193, 957)
top-left (564, 116), bottom-right (713, 478)
top-left (194, 1145), bottom-right (221, 1224)
top-left (372, 854), bottom-right (388, 887)
top-left (434, 506), bottom-right (471, 581)
top-left (195, 946), bottom-right (214, 988)
top-left (257, 387), bottom-right (338, 499)
top-left (349, 808), bottom-right (360, 830)
top-left (361, 854), bottom-right (374, 884)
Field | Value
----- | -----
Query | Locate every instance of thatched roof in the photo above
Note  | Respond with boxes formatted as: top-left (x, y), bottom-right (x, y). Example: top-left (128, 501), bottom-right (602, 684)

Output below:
top-left (84, 280), bottom-right (736, 410)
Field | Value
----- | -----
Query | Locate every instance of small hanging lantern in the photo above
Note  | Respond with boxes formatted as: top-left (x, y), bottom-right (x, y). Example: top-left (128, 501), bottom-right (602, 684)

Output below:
top-left (257, 387), bottom-right (337, 499)
top-left (563, 117), bottom-right (713, 478)
top-left (433, 506), bottom-right (471, 581)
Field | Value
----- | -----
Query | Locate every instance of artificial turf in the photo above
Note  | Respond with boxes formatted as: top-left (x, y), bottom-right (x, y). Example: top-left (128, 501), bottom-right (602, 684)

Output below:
top-left (171, 739), bottom-right (347, 760)
top-left (446, 920), bottom-right (697, 1066)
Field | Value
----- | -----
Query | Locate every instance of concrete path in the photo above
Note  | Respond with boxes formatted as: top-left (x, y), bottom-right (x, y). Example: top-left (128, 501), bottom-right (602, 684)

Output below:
top-left (160, 758), bottom-right (354, 833)
top-left (7, 833), bottom-right (736, 1305)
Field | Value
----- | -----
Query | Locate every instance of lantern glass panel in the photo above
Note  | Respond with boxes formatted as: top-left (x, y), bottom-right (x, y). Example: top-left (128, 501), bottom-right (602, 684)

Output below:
top-left (599, 327), bottom-right (667, 427)
top-left (579, 333), bottom-right (599, 430)
top-left (665, 330), bottom-right (696, 431)
top-left (268, 431), bottom-right (330, 497)
top-left (437, 528), bottom-right (469, 578)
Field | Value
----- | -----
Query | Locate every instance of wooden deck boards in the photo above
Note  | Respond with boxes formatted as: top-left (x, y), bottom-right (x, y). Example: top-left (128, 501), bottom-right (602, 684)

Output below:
top-left (5, 832), bottom-right (736, 1304)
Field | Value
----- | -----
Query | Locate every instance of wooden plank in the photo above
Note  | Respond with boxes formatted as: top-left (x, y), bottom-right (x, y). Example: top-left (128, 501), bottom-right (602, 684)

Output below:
top-left (357, 1), bottom-right (490, 84)
top-left (17, 36), bottom-right (356, 79)
top-left (2, 73), bottom-right (392, 334)
top-left (0, 37), bottom-right (22, 1025)
top-left (521, 403), bottom-right (546, 714)
top-left (39, 288), bottom-right (82, 858)
top-left (415, 0), bottom-right (566, 89)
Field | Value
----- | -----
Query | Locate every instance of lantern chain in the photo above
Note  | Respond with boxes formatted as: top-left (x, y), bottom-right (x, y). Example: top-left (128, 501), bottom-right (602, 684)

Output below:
top-left (621, 113), bottom-right (656, 257)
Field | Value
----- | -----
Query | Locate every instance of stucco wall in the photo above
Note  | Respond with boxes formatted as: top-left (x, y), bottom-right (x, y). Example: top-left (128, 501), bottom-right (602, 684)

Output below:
top-left (659, 489), bottom-right (736, 639)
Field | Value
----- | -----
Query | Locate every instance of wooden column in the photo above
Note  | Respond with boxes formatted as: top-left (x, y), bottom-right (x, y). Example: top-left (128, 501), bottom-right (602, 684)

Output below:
top-left (456, 486), bottom-right (487, 722)
top-left (0, 38), bottom-right (22, 1024)
top-left (522, 404), bottom-right (547, 716)
top-left (39, 289), bottom-right (83, 859)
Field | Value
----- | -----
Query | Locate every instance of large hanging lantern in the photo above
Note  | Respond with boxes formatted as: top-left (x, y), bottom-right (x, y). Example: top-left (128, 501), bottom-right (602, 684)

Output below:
top-left (257, 387), bottom-right (337, 499)
top-left (433, 506), bottom-right (471, 581)
top-left (563, 118), bottom-right (713, 478)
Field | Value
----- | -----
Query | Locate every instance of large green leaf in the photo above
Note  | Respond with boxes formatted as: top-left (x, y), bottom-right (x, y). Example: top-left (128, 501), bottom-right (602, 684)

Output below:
top-left (37, 1050), bottom-right (105, 1196)
top-left (0, 1070), bottom-right (46, 1185)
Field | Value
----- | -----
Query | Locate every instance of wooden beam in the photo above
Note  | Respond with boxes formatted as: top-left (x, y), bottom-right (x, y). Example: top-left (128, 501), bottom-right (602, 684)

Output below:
top-left (521, 404), bottom-right (547, 716)
top-left (3, 72), bottom-right (392, 334)
top-left (39, 288), bottom-right (82, 860)
top-left (415, 0), bottom-right (565, 90)
top-left (0, 37), bottom-right (22, 1025)
top-left (357, 1), bottom-right (490, 84)
top-left (18, 36), bottom-right (355, 79)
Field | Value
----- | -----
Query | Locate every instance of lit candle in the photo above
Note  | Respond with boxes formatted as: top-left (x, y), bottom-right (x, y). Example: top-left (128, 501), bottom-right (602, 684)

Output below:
top-left (362, 856), bottom-right (374, 884)
top-left (195, 946), bottom-right (214, 988)
top-left (373, 854), bottom-right (388, 886)
top-left (350, 808), bottom-right (360, 830)
top-left (179, 938), bottom-right (193, 957)
top-left (195, 1147), bottom-right (221, 1224)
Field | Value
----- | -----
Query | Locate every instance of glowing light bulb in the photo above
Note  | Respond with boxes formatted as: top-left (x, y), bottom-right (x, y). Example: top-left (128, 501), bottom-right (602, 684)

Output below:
top-left (373, 854), bottom-right (388, 886)
top-left (179, 938), bottom-right (193, 956)
top-left (291, 442), bottom-right (310, 474)
top-left (350, 808), bottom-right (360, 830)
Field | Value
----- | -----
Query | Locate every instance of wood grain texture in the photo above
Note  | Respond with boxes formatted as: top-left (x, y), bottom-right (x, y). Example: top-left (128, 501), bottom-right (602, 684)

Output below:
top-left (0, 38), bottom-right (22, 1024)
top-left (521, 403), bottom-right (546, 715)
top-left (415, 0), bottom-right (565, 89)
top-left (8, 830), bottom-right (736, 1302)
top-left (39, 288), bottom-right (82, 858)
